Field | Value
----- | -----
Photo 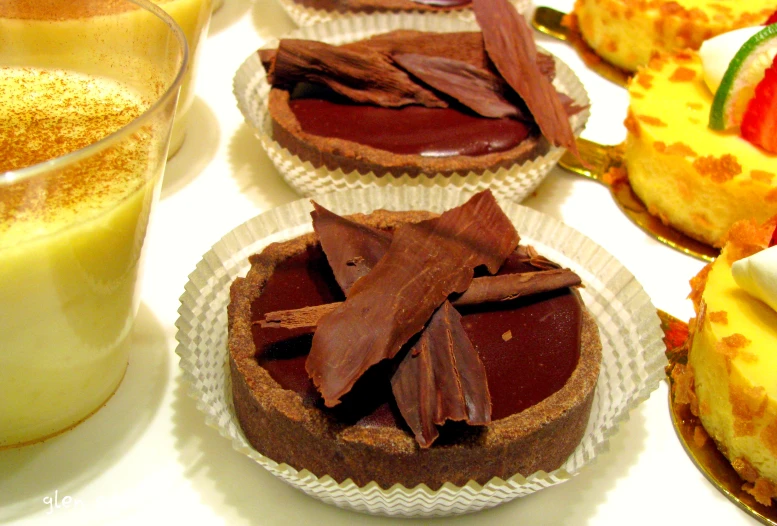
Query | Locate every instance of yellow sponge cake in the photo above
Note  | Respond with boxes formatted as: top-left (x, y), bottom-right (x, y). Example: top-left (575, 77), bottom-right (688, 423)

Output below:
top-left (677, 217), bottom-right (777, 505)
top-left (625, 49), bottom-right (777, 247)
top-left (571, 0), bottom-right (773, 72)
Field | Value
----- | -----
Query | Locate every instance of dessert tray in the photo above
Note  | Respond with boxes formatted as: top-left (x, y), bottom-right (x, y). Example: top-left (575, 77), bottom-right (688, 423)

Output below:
top-left (233, 13), bottom-right (590, 202)
top-left (175, 186), bottom-right (666, 517)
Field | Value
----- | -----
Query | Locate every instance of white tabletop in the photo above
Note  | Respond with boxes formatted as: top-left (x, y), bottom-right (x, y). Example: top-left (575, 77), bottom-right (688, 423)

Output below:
top-left (0, 0), bottom-right (761, 524)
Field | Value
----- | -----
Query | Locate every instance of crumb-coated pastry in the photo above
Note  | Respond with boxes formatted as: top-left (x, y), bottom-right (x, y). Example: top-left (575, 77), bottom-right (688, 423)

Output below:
top-left (570, 0), bottom-right (773, 72)
top-left (674, 217), bottom-right (777, 505)
top-left (625, 50), bottom-right (777, 247)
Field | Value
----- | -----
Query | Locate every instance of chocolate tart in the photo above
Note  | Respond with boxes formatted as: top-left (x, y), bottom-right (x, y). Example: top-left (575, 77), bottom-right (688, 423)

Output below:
top-left (175, 186), bottom-right (666, 516)
top-left (228, 207), bottom-right (601, 490)
top-left (234, 14), bottom-right (589, 200)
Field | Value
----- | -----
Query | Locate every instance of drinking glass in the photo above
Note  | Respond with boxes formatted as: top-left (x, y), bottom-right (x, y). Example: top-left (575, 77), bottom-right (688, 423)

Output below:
top-left (0, 0), bottom-right (188, 448)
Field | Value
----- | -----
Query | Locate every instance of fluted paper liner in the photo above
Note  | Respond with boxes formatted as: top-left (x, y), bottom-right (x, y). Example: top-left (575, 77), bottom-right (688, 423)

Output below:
top-left (273, 0), bottom-right (532, 27)
top-left (233, 13), bottom-right (590, 202)
top-left (175, 187), bottom-right (666, 517)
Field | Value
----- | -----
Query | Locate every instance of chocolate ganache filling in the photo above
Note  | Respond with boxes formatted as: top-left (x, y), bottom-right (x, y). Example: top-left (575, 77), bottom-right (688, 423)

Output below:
top-left (289, 98), bottom-right (534, 157)
top-left (250, 243), bottom-right (582, 428)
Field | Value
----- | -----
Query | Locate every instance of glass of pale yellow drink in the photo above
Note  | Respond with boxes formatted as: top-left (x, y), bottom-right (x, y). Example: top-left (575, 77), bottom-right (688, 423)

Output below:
top-left (154, 0), bottom-right (213, 157)
top-left (0, 0), bottom-right (188, 448)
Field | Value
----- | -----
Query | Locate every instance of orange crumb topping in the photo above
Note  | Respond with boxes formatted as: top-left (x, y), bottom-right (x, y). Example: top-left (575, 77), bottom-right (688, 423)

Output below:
top-left (723, 333), bottom-right (752, 349)
top-left (751, 169), bottom-right (775, 183)
top-left (669, 66), bottom-right (696, 81)
top-left (638, 115), bottom-right (667, 127)
top-left (693, 425), bottom-right (708, 447)
top-left (603, 166), bottom-right (628, 186)
top-left (624, 111), bottom-right (640, 137)
top-left (692, 154), bottom-right (742, 183)
top-left (689, 266), bottom-right (711, 311)
top-left (665, 142), bottom-right (697, 157)
top-left (719, 216), bottom-right (776, 261)
top-left (747, 478), bottom-right (777, 506)
top-left (708, 311), bottom-right (728, 324)
top-left (763, 418), bottom-right (777, 457)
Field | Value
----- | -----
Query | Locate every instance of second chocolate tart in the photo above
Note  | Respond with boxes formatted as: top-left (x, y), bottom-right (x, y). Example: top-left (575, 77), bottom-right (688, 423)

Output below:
top-left (234, 13), bottom-right (589, 200)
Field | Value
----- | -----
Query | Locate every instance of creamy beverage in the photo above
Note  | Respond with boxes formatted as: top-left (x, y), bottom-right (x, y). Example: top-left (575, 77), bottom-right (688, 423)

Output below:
top-left (0, 67), bottom-right (164, 447)
top-left (155, 0), bottom-right (213, 156)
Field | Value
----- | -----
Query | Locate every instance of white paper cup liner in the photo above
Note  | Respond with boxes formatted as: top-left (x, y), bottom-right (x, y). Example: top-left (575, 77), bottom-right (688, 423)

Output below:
top-left (233, 13), bottom-right (590, 202)
top-left (175, 186), bottom-right (666, 518)
top-left (274, 0), bottom-right (533, 27)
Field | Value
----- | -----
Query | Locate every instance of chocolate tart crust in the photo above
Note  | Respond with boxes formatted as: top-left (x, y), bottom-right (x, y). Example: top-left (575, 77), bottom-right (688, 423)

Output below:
top-left (228, 209), bottom-right (601, 490)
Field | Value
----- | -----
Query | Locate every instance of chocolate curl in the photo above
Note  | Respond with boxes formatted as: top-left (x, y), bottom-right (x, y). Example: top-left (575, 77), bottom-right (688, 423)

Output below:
top-left (259, 268), bottom-right (582, 330)
top-left (348, 31), bottom-right (557, 83)
top-left (473, 0), bottom-right (579, 158)
top-left (391, 302), bottom-right (491, 448)
top-left (311, 202), bottom-right (392, 294)
top-left (310, 201), bottom-right (492, 445)
top-left (393, 53), bottom-right (526, 120)
top-left (306, 190), bottom-right (519, 407)
top-left (271, 39), bottom-right (446, 108)
top-left (452, 268), bottom-right (581, 305)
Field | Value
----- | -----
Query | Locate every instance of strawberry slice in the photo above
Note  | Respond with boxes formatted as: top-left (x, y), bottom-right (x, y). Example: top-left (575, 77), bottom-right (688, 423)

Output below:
top-left (740, 54), bottom-right (777, 153)
top-left (770, 224), bottom-right (777, 247)
top-left (765, 10), bottom-right (777, 25)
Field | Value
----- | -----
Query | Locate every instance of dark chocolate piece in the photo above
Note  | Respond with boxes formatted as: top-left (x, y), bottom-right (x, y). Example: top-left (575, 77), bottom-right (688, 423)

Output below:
top-left (271, 39), bottom-right (446, 108)
top-left (258, 48), bottom-right (276, 77)
top-left (473, 0), bottom-right (578, 155)
top-left (392, 53), bottom-right (523, 119)
top-left (310, 202), bottom-right (490, 446)
top-left (452, 268), bottom-right (581, 305)
top-left (306, 190), bottom-right (519, 407)
top-left (391, 301), bottom-right (491, 448)
top-left (516, 245), bottom-right (563, 270)
top-left (311, 202), bottom-right (392, 294)
top-left (346, 31), bottom-right (556, 83)
top-left (259, 268), bottom-right (581, 329)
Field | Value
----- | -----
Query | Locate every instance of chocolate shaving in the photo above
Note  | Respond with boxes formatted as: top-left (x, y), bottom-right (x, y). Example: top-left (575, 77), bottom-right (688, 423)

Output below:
top-left (452, 268), bottom-right (581, 305)
top-left (473, 0), bottom-right (579, 156)
top-left (270, 39), bottom-right (446, 108)
top-left (258, 48), bottom-right (276, 78)
top-left (306, 190), bottom-right (519, 407)
top-left (558, 92), bottom-right (587, 118)
top-left (391, 302), bottom-right (491, 448)
top-left (259, 268), bottom-right (581, 330)
top-left (393, 53), bottom-right (522, 119)
top-left (516, 244), bottom-right (563, 270)
top-left (309, 201), bottom-right (491, 445)
top-left (345, 31), bottom-right (556, 83)
top-left (311, 202), bottom-right (392, 294)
